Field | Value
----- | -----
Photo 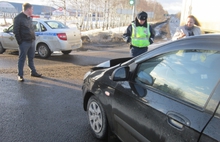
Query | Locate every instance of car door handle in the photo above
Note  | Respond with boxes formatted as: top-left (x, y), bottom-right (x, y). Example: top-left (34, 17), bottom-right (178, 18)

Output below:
top-left (168, 117), bottom-right (184, 129)
top-left (167, 112), bottom-right (190, 130)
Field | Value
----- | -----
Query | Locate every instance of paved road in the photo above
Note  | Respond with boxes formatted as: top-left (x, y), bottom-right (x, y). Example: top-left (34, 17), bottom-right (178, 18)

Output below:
top-left (0, 44), bottom-right (130, 142)
top-left (0, 74), bottom-right (97, 142)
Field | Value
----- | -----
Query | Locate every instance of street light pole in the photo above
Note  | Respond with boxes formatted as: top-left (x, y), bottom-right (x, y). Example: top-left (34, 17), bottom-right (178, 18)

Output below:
top-left (64, 0), bottom-right (67, 24)
top-left (130, 0), bottom-right (136, 21)
top-left (132, 4), bottom-right (135, 21)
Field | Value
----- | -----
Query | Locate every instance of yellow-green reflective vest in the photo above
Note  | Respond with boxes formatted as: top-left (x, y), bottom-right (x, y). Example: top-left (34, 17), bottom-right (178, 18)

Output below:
top-left (131, 23), bottom-right (151, 48)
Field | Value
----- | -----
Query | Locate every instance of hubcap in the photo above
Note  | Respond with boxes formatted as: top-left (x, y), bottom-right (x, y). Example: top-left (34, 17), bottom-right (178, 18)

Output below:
top-left (88, 102), bottom-right (102, 133)
top-left (38, 46), bottom-right (48, 57)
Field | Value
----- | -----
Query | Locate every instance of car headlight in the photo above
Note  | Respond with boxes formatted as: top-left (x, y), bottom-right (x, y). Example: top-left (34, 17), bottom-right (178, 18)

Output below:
top-left (83, 71), bottom-right (91, 80)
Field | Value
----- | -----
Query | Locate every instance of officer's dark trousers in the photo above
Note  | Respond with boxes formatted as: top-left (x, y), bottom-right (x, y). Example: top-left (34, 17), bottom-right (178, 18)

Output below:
top-left (130, 46), bottom-right (148, 57)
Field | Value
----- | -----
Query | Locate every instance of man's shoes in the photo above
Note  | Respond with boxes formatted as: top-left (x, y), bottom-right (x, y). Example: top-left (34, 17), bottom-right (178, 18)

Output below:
top-left (18, 76), bottom-right (24, 82)
top-left (31, 72), bottom-right (42, 77)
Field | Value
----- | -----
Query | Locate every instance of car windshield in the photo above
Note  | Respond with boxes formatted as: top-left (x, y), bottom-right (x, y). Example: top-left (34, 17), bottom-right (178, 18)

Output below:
top-left (45, 21), bottom-right (68, 29)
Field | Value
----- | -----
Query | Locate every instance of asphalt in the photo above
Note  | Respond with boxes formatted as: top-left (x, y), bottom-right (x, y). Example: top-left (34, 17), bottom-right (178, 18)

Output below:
top-left (0, 74), bottom-right (104, 142)
top-left (0, 45), bottom-right (131, 142)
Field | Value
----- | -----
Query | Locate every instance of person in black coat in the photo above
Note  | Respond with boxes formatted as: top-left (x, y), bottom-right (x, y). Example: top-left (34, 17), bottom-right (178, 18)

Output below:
top-left (13, 3), bottom-right (42, 82)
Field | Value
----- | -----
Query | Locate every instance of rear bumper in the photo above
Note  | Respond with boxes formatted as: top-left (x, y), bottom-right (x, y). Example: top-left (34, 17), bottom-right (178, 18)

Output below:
top-left (48, 39), bottom-right (82, 51)
top-left (60, 40), bottom-right (82, 51)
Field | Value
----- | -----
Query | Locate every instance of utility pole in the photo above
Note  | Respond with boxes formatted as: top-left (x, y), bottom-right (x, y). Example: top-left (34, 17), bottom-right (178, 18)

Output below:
top-left (132, 4), bottom-right (135, 21)
top-left (64, 0), bottom-right (67, 24)
top-left (129, 0), bottom-right (136, 21)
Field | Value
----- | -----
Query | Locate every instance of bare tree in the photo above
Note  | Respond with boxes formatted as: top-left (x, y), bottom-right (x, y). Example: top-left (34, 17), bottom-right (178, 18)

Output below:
top-left (43, 0), bottom-right (167, 30)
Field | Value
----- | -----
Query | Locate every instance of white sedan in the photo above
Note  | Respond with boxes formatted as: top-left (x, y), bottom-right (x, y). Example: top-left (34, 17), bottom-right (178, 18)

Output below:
top-left (0, 19), bottom-right (82, 58)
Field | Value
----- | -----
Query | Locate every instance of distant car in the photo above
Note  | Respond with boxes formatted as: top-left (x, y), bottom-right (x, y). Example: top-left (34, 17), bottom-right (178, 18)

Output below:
top-left (82, 34), bottom-right (220, 142)
top-left (0, 19), bottom-right (82, 58)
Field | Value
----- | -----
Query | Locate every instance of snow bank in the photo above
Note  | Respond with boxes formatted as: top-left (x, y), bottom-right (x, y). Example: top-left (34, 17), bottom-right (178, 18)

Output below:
top-left (80, 27), bottom-right (127, 44)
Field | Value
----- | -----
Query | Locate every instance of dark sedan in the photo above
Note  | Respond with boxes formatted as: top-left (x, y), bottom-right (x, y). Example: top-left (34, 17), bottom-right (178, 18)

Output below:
top-left (82, 34), bottom-right (220, 142)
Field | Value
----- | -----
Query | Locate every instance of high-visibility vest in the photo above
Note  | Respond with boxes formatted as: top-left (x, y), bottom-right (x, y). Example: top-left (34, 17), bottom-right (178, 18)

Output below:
top-left (131, 23), bottom-right (151, 48)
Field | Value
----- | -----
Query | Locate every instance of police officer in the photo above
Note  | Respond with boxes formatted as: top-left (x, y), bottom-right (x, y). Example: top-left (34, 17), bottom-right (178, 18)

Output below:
top-left (13, 3), bottom-right (42, 82)
top-left (123, 11), bottom-right (155, 57)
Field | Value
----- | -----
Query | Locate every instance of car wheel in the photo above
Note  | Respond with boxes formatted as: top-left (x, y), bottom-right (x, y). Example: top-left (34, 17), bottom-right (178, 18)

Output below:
top-left (37, 43), bottom-right (51, 58)
top-left (0, 43), bottom-right (6, 54)
top-left (87, 96), bottom-right (108, 140)
top-left (62, 50), bottom-right (72, 55)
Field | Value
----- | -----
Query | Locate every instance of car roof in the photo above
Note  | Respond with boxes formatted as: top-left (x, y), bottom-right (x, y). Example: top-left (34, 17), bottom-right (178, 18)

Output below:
top-left (126, 34), bottom-right (220, 65)
top-left (157, 34), bottom-right (220, 51)
top-left (32, 18), bottom-right (62, 23)
top-left (162, 34), bottom-right (220, 49)
top-left (167, 34), bottom-right (220, 51)
top-left (172, 34), bottom-right (220, 44)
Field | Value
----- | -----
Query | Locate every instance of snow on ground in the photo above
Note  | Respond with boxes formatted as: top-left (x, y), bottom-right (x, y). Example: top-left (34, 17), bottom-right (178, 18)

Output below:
top-left (80, 26), bottom-right (127, 44)
top-left (81, 26), bottom-right (127, 35)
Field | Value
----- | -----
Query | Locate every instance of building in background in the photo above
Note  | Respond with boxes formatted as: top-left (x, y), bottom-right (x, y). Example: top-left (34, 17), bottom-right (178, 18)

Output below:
top-left (0, 1), bottom-right (55, 18)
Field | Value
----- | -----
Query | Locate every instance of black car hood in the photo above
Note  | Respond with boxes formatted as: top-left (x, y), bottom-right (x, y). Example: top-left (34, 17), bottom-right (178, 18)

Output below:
top-left (91, 57), bottom-right (132, 71)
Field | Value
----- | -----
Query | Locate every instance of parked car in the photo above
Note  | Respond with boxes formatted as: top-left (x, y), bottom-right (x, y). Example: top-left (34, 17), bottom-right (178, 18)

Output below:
top-left (0, 19), bottom-right (82, 58)
top-left (82, 34), bottom-right (220, 142)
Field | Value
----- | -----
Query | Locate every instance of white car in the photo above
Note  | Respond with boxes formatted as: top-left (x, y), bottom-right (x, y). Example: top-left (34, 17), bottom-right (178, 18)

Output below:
top-left (0, 19), bottom-right (82, 58)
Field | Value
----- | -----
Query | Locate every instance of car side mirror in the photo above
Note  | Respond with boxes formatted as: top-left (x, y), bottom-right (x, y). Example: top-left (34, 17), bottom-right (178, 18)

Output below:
top-left (3, 28), bottom-right (8, 33)
top-left (137, 71), bottom-right (154, 86)
top-left (111, 66), bottom-right (129, 81)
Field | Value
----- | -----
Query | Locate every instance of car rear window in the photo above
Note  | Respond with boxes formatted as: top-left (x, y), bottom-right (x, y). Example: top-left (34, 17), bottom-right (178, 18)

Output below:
top-left (45, 21), bottom-right (68, 29)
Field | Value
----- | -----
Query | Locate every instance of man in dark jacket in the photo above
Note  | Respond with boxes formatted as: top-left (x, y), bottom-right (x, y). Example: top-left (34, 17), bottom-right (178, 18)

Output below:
top-left (13, 3), bottom-right (41, 82)
top-left (123, 11), bottom-right (155, 57)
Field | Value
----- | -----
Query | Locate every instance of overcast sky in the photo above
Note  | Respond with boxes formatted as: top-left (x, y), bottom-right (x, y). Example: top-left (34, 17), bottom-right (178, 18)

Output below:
top-left (8, 0), bottom-right (183, 14)
top-left (157, 0), bottom-right (182, 14)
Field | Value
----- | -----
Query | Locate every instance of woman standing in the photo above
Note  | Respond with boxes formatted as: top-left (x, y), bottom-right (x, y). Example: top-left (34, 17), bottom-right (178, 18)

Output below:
top-left (172, 15), bottom-right (201, 40)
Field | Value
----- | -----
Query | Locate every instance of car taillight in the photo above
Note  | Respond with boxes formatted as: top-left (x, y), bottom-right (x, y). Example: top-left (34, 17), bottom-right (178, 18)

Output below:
top-left (57, 33), bottom-right (67, 40)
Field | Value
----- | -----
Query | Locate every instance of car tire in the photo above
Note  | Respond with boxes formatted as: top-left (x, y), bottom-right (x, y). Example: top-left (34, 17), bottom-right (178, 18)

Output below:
top-left (87, 96), bottom-right (108, 140)
top-left (62, 50), bottom-right (72, 55)
top-left (0, 43), bottom-right (6, 54)
top-left (37, 43), bottom-right (51, 58)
